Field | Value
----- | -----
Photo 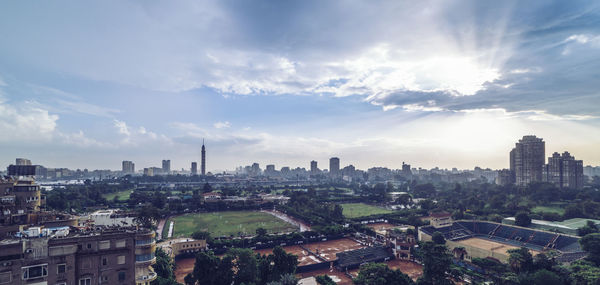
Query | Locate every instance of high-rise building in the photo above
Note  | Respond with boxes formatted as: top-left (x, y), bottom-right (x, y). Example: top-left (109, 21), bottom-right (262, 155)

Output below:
top-left (122, 160), bottom-right (135, 174)
top-left (162, 160), bottom-right (171, 174)
top-left (15, 158), bottom-right (32, 166)
top-left (543, 151), bottom-right (584, 189)
top-left (329, 157), bottom-right (340, 177)
top-left (510, 135), bottom-right (545, 186)
top-left (402, 162), bottom-right (412, 176)
top-left (201, 140), bottom-right (206, 175)
top-left (143, 168), bottom-right (154, 177)
top-left (310, 160), bottom-right (318, 173)
top-left (191, 162), bottom-right (198, 175)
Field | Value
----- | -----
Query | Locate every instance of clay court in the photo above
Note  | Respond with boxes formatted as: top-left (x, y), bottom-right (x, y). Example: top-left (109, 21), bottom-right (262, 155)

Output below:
top-left (255, 245), bottom-right (322, 266)
top-left (174, 257), bottom-right (195, 284)
top-left (366, 222), bottom-right (397, 231)
top-left (296, 268), bottom-right (353, 285)
top-left (457, 237), bottom-right (540, 254)
top-left (303, 238), bottom-right (366, 261)
top-left (387, 260), bottom-right (423, 280)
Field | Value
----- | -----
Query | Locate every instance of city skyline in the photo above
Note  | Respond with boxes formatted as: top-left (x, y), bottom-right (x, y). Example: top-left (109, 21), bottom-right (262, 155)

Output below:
top-left (1, 1), bottom-right (600, 170)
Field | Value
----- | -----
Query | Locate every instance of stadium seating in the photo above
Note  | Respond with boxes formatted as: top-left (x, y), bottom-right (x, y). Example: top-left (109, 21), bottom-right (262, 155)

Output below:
top-left (425, 221), bottom-right (583, 253)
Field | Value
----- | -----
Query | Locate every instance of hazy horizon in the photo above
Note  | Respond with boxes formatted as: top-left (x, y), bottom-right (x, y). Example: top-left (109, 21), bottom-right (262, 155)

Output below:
top-left (1, 1), bottom-right (599, 171)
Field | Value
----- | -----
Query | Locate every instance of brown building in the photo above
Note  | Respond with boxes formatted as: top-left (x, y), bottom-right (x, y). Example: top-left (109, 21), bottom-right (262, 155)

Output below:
top-left (0, 227), bottom-right (156, 285)
top-left (543, 151), bottom-right (584, 189)
top-left (510, 135), bottom-right (545, 186)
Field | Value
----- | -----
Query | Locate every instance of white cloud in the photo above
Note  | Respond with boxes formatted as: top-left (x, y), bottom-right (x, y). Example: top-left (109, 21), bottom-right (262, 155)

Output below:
top-left (0, 99), bottom-right (58, 142)
top-left (213, 121), bottom-right (231, 129)
top-left (113, 120), bottom-right (131, 136)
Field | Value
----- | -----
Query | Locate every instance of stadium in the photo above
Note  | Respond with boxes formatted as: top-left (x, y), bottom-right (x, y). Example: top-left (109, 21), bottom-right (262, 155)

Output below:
top-left (419, 220), bottom-right (586, 264)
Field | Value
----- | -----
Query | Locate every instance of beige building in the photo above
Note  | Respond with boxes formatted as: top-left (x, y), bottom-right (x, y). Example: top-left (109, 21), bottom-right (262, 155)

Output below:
top-left (0, 228), bottom-right (157, 285)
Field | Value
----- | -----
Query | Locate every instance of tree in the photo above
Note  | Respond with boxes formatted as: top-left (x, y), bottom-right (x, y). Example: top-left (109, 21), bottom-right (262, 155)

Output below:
top-left (258, 246), bottom-right (299, 284)
top-left (135, 205), bottom-right (161, 229)
top-left (417, 242), bottom-right (453, 285)
top-left (192, 251), bottom-right (220, 285)
top-left (507, 248), bottom-right (534, 273)
top-left (256, 227), bottom-right (268, 237)
top-left (515, 211), bottom-right (531, 227)
top-left (580, 233), bottom-right (600, 265)
top-left (227, 248), bottom-right (258, 285)
top-left (569, 260), bottom-right (600, 285)
top-left (191, 231), bottom-right (211, 241)
top-left (531, 269), bottom-right (562, 285)
top-left (202, 183), bottom-right (212, 193)
top-left (315, 275), bottom-right (336, 285)
top-left (432, 232), bottom-right (446, 245)
top-left (564, 204), bottom-right (585, 219)
top-left (577, 221), bottom-right (599, 236)
top-left (354, 263), bottom-right (414, 285)
top-left (151, 248), bottom-right (178, 285)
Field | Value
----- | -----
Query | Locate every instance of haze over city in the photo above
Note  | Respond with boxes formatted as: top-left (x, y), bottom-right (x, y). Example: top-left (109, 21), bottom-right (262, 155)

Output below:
top-left (1, 1), bottom-right (599, 171)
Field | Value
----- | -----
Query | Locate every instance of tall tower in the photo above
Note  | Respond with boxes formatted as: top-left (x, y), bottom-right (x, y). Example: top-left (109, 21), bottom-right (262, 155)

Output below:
top-left (329, 157), bottom-right (340, 177)
top-left (510, 135), bottom-right (545, 186)
top-left (201, 139), bottom-right (206, 175)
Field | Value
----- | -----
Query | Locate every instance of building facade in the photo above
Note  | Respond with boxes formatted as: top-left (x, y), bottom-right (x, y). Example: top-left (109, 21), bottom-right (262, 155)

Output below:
top-left (122, 161), bottom-right (135, 174)
top-left (0, 228), bottom-right (156, 285)
top-left (161, 160), bottom-right (171, 174)
top-left (542, 151), bottom-right (584, 189)
top-left (191, 162), bottom-right (198, 175)
top-left (329, 157), bottom-right (340, 177)
top-left (310, 161), bottom-right (318, 173)
top-left (510, 135), bottom-right (545, 186)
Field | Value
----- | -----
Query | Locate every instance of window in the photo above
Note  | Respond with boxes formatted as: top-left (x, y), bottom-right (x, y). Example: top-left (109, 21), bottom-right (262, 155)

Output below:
top-left (21, 264), bottom-right (48, 280)
top-left (101, 275), bottom-right (108, 282)
top-left (118, 271), bottom-right (126, 281)
top-left (79, 277), bottom-right (91, 285)
top-left (102, 257), bottom-right (107, 266)
top-left (115, 240), bottom-right (126, 248)
top-left (0, 272), bottom-right (11, 284)
top-left (57, 263), bottom-right (66, 274)
top-left (117, 255), bottom-right (125, 265)
top-left (86, 243), bottom-right (92, 249)
top-left (135, 253), bottom-right (155, 262)
top-left (99, 240), bottom-right (110, 250)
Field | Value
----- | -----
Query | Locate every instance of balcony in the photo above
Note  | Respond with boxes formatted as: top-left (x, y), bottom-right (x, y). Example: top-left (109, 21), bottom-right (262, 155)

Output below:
top-left (135, 270), bottom-right (158, 283)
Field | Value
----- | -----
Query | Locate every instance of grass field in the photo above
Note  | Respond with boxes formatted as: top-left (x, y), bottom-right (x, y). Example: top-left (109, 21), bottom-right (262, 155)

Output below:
top-left (102, 190), bottom-right (133, 201)
top-left (341, 203), bottom-right (393, 218)
top-left (532, 205), bottom-right (565, 215)
top-left (166, 211), bottom-right (298, 238)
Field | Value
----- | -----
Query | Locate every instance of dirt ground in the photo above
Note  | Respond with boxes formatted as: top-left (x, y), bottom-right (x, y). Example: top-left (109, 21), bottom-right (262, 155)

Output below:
top-left (302, 238), bottom-right (366, 261)
top-left (365, 222), bottom-right (397, 231)
top-left (174, 257), bottom-right (195, 284)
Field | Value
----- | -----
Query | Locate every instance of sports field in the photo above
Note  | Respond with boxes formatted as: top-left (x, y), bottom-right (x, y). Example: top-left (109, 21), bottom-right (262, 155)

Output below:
top-left (166, 211), bottom-right (298, 238)
top-left (457, 237), bottom-right (540, 255)
top-left (341, 203), bottom-right (393, 218)
top-left (532, 205), bottom-right (565, 215)
top-left (102, 190), bottom-right (133, 201)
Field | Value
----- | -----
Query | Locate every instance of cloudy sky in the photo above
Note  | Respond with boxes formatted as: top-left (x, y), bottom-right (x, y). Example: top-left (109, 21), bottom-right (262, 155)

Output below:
top-left (1, 0), bottom-right (599, 172)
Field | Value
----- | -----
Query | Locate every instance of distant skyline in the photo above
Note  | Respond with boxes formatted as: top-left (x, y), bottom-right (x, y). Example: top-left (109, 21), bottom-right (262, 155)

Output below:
top-left (1, 1), bottom-right (599, 171)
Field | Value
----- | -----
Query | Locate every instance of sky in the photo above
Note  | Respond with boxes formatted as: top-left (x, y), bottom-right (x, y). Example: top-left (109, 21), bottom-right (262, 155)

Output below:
top-left (0, 0), bottom-right (599, 172)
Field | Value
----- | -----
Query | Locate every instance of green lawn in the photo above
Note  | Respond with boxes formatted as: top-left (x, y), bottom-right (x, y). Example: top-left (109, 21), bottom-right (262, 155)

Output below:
top-left (532, 205), bottom-right (565, 215)
top-left (341, 203), bottom-right (393, 218)
top-left (166, 211), bottom-right (298, 238)
top-left (102, 190), bottom-right (133, 201)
